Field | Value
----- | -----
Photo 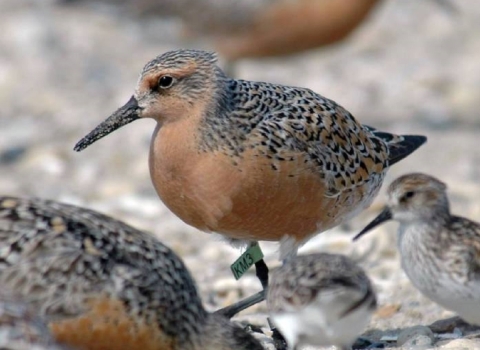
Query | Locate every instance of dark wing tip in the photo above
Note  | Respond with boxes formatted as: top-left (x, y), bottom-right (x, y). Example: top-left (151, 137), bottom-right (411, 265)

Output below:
top-left (388, 134), bottom-right (427, 166)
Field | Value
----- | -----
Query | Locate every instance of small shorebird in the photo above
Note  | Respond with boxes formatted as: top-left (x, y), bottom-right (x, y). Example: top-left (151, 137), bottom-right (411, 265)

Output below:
top-left (267, 253), bottom-right (377, 350)
top-left (354, 173), bottom-right (480, 327)
top-left (74, 49), bottom-right (426, 314)
top-left (0, 196), bottom-right (264, 350)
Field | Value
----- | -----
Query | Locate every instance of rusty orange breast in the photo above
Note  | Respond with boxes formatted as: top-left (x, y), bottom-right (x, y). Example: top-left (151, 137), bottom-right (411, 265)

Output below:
top-left (50, 297), bottom-right (175, 350)
top-left (149, 122), bottom-right (369, 242)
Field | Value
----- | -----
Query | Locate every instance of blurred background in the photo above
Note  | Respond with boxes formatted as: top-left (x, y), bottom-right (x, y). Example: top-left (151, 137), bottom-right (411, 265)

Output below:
top-left (1, 0), bottom-right (480, 347)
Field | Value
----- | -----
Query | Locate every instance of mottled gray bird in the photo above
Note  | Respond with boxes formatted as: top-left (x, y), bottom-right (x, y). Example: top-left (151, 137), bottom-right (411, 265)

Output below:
top-left (0, 196), bottom-right (264, 350)
top-left (267, 253), bottom-right (377, 350)
top-left (354, 173), bottom-right (480, 327)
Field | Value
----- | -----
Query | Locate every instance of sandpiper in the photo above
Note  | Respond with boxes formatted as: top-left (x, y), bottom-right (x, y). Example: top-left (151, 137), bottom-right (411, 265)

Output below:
top-left (74, 49), bottom-right (426, 314)
top-left (354, 173), bottom-right (480, 327)
top-left (0, 196), bottom-right (264, 350)
top-left (267, 253), bottom-right (377, 350)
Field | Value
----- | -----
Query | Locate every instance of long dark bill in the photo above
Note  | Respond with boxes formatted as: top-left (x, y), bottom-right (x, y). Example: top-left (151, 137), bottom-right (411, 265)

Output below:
top-left (74, 96), bottom-right (140, 152)
top-left (352, 207), bottom-right (392, 241)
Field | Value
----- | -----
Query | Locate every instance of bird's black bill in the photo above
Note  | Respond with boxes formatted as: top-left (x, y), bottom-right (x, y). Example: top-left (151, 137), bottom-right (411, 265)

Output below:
top-left (74, 96), bottom-right (140, 152)
top-left (352, 207), bottom-right (392, 241)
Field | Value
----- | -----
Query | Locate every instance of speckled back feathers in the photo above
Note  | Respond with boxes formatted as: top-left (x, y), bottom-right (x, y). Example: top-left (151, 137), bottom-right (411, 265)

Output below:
top-left (198, 74), bottom-right (424, 196)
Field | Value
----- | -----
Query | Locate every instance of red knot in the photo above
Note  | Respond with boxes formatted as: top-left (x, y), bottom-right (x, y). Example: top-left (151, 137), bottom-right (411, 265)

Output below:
top-left (0, 196), bottom-right (264, 350)
top-left (74, 48), bottom-right (426, 315)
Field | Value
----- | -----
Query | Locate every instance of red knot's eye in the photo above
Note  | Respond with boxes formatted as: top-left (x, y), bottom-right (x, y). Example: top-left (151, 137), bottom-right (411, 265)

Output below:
top-left (158, 76), bottom-right (175, 89)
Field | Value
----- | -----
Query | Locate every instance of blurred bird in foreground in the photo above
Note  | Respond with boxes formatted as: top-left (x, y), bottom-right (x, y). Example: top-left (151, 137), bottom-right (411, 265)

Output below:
top-left (0, 196), bottom-right (264, 350)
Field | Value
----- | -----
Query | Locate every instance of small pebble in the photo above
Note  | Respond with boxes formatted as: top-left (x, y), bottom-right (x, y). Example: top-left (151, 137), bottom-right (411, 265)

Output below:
top-left (380, 334), bottom-right (398, 342)
top-left (397, 325), bottom-right (435, 348)
top-left (429, 316), bottom-right (466, 333)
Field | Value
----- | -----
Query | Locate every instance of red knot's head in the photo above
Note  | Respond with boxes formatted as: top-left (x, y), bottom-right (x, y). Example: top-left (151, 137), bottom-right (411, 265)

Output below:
top-left (74, 49), bottom-right (225, 152)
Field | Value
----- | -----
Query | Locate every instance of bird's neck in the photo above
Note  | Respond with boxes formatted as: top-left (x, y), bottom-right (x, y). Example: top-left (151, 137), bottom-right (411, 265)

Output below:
top-left (397, 214), bottom-right (449, 252)
top-left (195, 78), bottom-right (248, 154)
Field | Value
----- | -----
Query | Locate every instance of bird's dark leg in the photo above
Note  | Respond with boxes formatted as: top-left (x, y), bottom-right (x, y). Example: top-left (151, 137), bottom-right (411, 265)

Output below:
top-left (255, 258), bottom-right (269, 290)
top-left (215, 245), bottom-right (270, 318)
top-left (214, 261), bottom-right (269, 318)
top-left (214, 290), bottom-right (266, 319)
